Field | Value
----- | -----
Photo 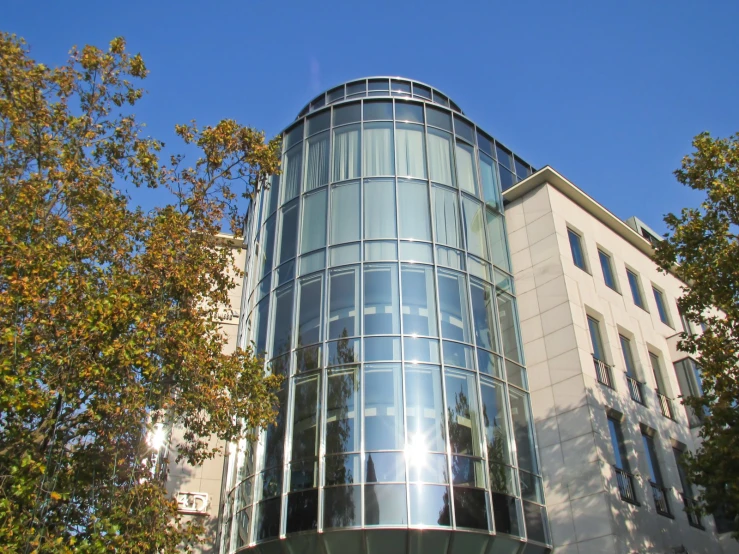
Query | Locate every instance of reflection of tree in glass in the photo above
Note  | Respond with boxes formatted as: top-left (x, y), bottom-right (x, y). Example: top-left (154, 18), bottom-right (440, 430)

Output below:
top-left (260, 389), bottom-right (287, 498)
top-left (483, 401), bottom-right (508, 494)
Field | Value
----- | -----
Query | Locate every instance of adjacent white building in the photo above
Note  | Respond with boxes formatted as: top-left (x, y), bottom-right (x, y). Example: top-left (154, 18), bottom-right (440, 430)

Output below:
top-left (503, 166), bottom-right (737, 554)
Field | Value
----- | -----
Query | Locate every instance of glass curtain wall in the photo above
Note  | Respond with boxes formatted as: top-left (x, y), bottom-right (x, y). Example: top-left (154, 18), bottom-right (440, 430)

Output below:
top-left (224, 82), bottom-right (549, 552)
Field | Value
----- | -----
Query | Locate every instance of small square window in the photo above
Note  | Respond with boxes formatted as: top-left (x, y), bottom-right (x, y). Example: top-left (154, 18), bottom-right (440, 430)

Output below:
top-left (626, 269), bottom-right (647, 310)
top-left (598, 249), bottom-right (617, 291)
top-left (567, 229), bottom-right (587, 271)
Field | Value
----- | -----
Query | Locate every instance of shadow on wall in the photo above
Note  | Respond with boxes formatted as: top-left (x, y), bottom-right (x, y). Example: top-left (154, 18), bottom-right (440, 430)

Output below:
top-left (534, 374), bottom-right (718, 554)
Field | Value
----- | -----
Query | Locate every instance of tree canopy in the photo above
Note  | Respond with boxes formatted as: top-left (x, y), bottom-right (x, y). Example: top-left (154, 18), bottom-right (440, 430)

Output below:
top-left (654, 131), bottom-right (739, 537)
top-left (0, 33), bottom-right (281, 552)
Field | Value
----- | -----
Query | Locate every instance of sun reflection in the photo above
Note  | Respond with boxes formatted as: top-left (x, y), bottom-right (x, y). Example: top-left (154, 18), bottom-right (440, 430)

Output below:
top-left (404, 433), bottom-right (428, 468)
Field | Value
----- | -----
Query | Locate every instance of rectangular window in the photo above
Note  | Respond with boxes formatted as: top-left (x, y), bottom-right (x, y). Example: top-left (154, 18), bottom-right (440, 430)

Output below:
top-left (427, 128), bottom-right (455, 187)
top-left (432, 185), bottom-right (462, 249)
top-left (619, 335), bottom-right (636, 377)
top-left (396, 123), bottom-right (427, 178)
top-left (627, 269), bottom-right (646, 310)
top-left (567, 228), bottom-right (587, 271)
top-left (641, 433), bottom-right (663, 485)
top-left (598, 249), bottom-right (617, 290)
top-left (363, 122), bottom-right (394, 176)
top-left (332, 125), bottom-right (360, 182)
top-left (301, 189), bottom-right (327, 253)
top-left (649, 352), bottom-right (667, 394)
top-left (587, 316), bottom-right (605, 361)
top-left (607, 417), bottom-right (630, 471)
top-left (678, 305), bottom-right (694, 335)
top-left (364, 179), bottom-right (397, 239)
top-left (653, 287), bottom-right (672, 326)
top-left (304, 132), bottom-right (329, 191)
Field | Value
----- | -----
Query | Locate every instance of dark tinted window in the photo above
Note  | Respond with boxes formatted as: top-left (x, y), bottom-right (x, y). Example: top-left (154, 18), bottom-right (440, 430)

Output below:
top-left (364, 100), bottom-right (393, 120)
top-left (395, 101), bottom-right (424, 123)
top-left (413, 83), bottom-right (432, 99)
top-left (426, 105), bottom-right (452, 131)
top-left (477, 131), bottom-right (494, 157)
top-left (346, 80), bottom-right (366, 96)
top-left (454, 115), bottom-right (475, 143)
top-left (333, 102), bottom-right (361, 126)
top-left (454, 488), bottom-right (488, 530)
top-left (306, 109), bottom-right (330, 135)
top-left (285, 489), bottom-right (318, 533)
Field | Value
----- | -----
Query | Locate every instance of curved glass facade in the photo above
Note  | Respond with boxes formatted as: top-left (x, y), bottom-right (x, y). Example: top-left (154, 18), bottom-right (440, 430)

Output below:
top-left (220, 78), bottom-right (550, 554)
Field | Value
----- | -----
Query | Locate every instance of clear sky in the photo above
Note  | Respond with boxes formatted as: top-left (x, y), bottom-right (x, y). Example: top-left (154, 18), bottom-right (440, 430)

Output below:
top-left (5, 1), bottom-right (739, 234)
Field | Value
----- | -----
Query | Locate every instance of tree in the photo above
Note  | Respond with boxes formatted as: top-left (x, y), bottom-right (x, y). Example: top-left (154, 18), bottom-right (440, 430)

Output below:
top-left (653, 131), bottom-right (739, 537)
top-left (0, 33), bottom-right (282, 552)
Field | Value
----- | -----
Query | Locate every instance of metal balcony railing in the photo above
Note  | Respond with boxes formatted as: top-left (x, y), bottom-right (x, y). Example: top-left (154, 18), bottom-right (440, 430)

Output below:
top-left (650, 481), bottom-right (672, 517)
top-left (626, 376), bottom-right (645, 405)
top-left (593, 356), bottom-right (613, 388)
top-left (614, 467), bottom-right (638, 504)
top-left (656, 391), bottom-right (674, 420)
top-left (680, 492), bottom-right (704, 529)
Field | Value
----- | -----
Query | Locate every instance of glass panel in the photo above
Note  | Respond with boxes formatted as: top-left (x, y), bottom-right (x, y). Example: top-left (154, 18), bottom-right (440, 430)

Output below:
top-left (481, 378), bottom-right (511, 467)
top-left (301, 189), bottom-right (327, 253)
top-left (650, 352), bottom-right (667, 393)
top-left (254, 296), bottom-right (270, 355)
top-left (332, 124), bottom-right (360, 182)
top-left (283, 144), bottom-right (303, 203)
top-left (404, 337), bottom-right (440, 364)
top-left (428, 128), bottom-right (455, 186)
top-left (398, 180), bottom-right (431, 240)
top-left (396, 123), bottom-right (427, 178)
top-left (364, 100), bottom-right (393, 120)
top-left (233, 506), bottom-right (250, 550)
top-left (259, 467), bottom-right (283, 500)
top-left (437, 269), bottom-right (472, 343)
top-left (270, 352), bottom-right (290, 378)
top-left (260, 216), bottom-right (276, 279)
top-left (406, 365), bottom-right (446, 452)
top-left (456, 142), bottom-right (478, 195)
top-left (364, 336), bottom-right (401, 362)
top-left (641, 433), bottom-right (663, 485)
top-left (276, 260), bottom-right (295, 286)
top-left (486, 208), bottom-right (510, 272)
top-left (296, 344), bottom-right (321, 373)
top-left (496, 144), bottom-right (512, 169)
top-left (520, 470), bottom-right (544, 503)
top-left (492, 493), bottom-right (520, 536)
top-left (261, 388), bottom-right (287, 472)
top-left (401, 264), bottom-right (438, 336)
top-left (330, 242), bottom-right (361, 266)
top-left (587, 316), bottom-right (604, 361)
top-left (270, 283), bottom-right (294, 357)
top-left (327, 337), bottom-right (360, 367)
top-left (364, 179), bottom-right (397, 239)
top-left (364, 264), bottom-right (400, 335)
top-left (364, 364), bottom-right (404, 450)
top-left (399, 242), bottom-right (433, 264)
top-left (445, 369), bottom-right (483, 456)
top-left (324, 486), bottom-right (361, 528)
top-left (568, 229), bottom-right (586, 270)
top-left (409, 484), bottom-right (451, 526)
top-left (489, 464), bottom-right (517, 496)
top-left (329, 266), bottom-right (360, 339)
top-left (480, 152), bottom-right (501, 211)
top-left (305, 131), bottom-right (329, 191)
top-left (300, 249), bottom-right (325, 275)
top-left (325, 453), bottom-right (361, 485)
top-left (426, 105), bottom-right (452, 131)
top-left (330, 181), bottom-right (360, 244)
top-left (396, 101), bottom-right (424, 123)
top-left (467, 255), bottom-right (490, 281)
top-left (477, 349), bottom-right (503, 378)
top-left (599, 250), bottom-right (617, 289)
top-left (499, 165), bottom-right (516, 191)
top-left (307, 109), bottom-right (330, 135)
top-left (413, 83), bottom-right (431, 99)
top-left (365, 485), bottom-right (407, 525)
top-left (408, 452), bottom-right (448, 483)
top-left (278, 200), bottom-right (299, 264)
top-left (471, 279), bottom-right (499, 352)
top-left (432, 186), bottom-right (462, 248)
top-left (443, 340), bottom-right (474, 369)
top-left (333, 101), bottom-right (361, 125)
top-left (327, 86), bottom-right (344, 103)
top-left (654, 287), bottom-right (671, 324)
top-left (453, 115), bottom-right (475, 144)
top-left (255, 497), bottom-right (281, 542)
top-left (620, 335), bottom-right (637, 377)
top-left (608, 418), bottom-right (628, 471)
top-left (514, 157), bottom-right (530, 180)
top-left (454, 487), bottom-right (488, 530)
top-left (461, 196), bottom-right (487, 258)
top-left (290, 459), bottom-right (318, 491)
top-left (291, 373), bottom-right (321, 461)
top-left (284, 122), bottom-right (304, 150)
top-left (364, 240), bottom-right (398, 261)
top-left (297, 274), bottom-right (322, 347)
top-left (523, 501), bottom-right (548, 544)
top-left (366, 452), bottom-right (405, 482)
top-left (391, 79), bottom-right (412, 95)
top-left (497, 292), bottom-right (522, 363)
top-left (627, 269), bottom-right (645, 309)
top-left (436, 245), bottom-right (465, 270)
top-left (368, 78), bottom-right (389, 92)
top-left (363, 122), bottom-right (394, 177)
top-left (477, 131), bottom-right (494, 157)
top-left (506, 359), bottom-right (527, 390)
top-left (494, 268), bottom-right (515, 294)
top-left (509, 388), bottom-right (538, 474)
top-left (326, 367), bottom-right (360, 454)
top-left (267, 174), bottom-right (281, 216)
top-left (285, 489), bottom-right (318, 534)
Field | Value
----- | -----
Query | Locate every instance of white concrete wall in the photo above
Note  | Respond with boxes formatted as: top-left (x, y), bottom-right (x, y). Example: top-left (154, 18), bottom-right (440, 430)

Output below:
top-left (508, 183), bottom-right (736, 554)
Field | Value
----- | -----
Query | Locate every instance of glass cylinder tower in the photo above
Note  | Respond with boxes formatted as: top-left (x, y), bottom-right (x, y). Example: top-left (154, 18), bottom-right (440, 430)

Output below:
top-left (221, 78), bottom-right (550, 554)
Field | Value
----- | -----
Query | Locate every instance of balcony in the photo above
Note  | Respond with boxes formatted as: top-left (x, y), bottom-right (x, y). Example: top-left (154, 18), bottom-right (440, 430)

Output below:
top-left (614, 467), bottom-right (638, 504)
top-left (650, 482), bottom-right (672, 517)
top-left (593, 356), bottom-right (614, 388)
top-left (626, 376), bottom-right (646, 405)
top-left (680, 492), bottom-right (704, 529)
top-left (656, 391), bottom-right (675, 420)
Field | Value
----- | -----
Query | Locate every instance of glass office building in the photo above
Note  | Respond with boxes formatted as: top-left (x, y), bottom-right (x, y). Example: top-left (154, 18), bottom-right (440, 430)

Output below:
top-left (220, 78), bottom-right (550, 554)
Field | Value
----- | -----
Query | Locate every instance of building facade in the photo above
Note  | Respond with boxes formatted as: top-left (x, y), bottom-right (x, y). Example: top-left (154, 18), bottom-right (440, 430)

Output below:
top-left (503, 167), bottom-right (738, 554)
top-left (213, 78), bottom-right (551, 554)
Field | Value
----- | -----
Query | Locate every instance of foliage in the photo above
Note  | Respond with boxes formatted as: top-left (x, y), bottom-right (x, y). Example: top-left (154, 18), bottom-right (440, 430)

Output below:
top-left (653, 131), bottom-right (739, 537)
top-left (0, 33), bottom-right (281, 552)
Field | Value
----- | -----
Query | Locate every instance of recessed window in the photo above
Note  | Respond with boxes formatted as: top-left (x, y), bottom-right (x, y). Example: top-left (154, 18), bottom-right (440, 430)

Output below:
top-left (587, 316), bottom-right (605, 362)
top-left (626, 269), bottom-right (646, 310)
top-left (598, 249), bottom-right (617, 290)
top-left (652, 286), bottom-right (672, 326)
top-left (567, 229), bottom-right (587, 271)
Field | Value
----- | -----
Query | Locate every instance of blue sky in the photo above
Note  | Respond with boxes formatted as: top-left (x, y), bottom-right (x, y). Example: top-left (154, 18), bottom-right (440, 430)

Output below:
top-left (5, 1), bottom-right (739, 234)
